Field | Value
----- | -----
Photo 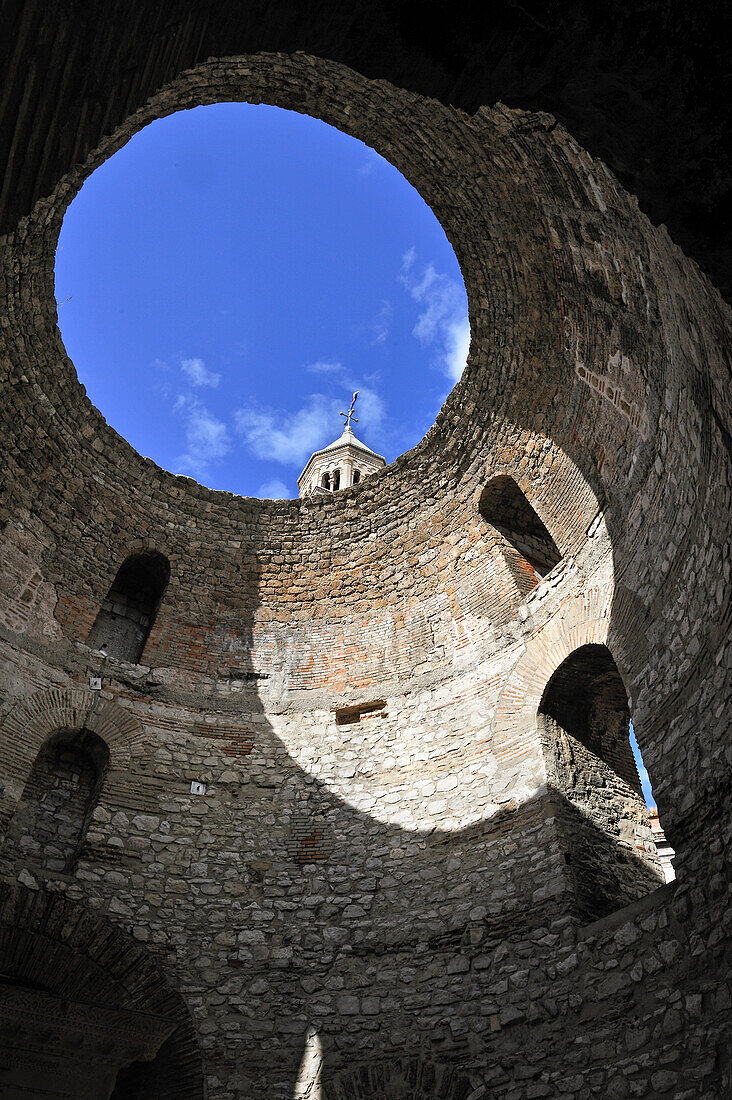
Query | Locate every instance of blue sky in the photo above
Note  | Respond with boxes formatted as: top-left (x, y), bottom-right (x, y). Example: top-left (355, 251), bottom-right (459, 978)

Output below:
top-left (56, 103), bottom-right (469, 498)
top-left (630, 723), bottom-right (656, 809)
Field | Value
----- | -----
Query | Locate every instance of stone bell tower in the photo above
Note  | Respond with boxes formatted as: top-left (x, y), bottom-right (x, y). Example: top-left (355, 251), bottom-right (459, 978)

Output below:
top-left (297, 393), bottom-right (386, 497)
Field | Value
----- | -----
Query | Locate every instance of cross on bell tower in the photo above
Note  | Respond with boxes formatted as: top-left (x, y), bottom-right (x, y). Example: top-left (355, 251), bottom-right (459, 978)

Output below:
top-left (340, 391), bottom-right (359, 431)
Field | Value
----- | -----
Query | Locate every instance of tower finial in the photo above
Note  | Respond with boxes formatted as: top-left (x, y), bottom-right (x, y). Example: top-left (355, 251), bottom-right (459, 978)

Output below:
top-left (340, 391), bottom-right (359, 431)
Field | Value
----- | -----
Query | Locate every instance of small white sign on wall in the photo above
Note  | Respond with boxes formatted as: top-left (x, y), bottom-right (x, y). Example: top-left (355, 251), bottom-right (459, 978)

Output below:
top-left (190, 780), bottom-right (207, 796)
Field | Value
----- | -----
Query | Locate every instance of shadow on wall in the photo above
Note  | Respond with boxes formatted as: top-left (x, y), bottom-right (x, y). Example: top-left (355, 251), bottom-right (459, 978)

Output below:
top-left (479, 476), bottom-right (562, 597)
top-left (282, 798), bottom-right (665, 1094)
top-left (1, 727), bottom-right (109, 875)
top-left (0, 527), bottom-right (669, 1095)
top-left (323, 1055), bottom-right (474, 1098)
top-left (539, 644), bottom-right (665, 922)
top-left (86, 551), bottom-right (170, 664)
top-left (0, 466), bottom-right (671, 1096)
top-left (0, 881), bottom-right (204, 1100)
top-left (0, 726), bottom-right (670, 1096)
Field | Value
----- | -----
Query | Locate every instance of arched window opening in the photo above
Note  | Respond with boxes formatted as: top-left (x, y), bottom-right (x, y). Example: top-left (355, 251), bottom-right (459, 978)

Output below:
top-left (321, 472), bottom-right (331, 490)
top-left (332, 469), bottom-right (341, 491)
top-left (87, 551), bottom-right (170, 663)
top-left (541, 644), bottom-right (638, 787)
top-left (539, 644), bottom-right (666, 921)
top-left (352, 469), bottom-right (361, 484)
top-left (3, 729), bottom-right (109, 874)
top-left (479, 476), bottom-right (561, 593)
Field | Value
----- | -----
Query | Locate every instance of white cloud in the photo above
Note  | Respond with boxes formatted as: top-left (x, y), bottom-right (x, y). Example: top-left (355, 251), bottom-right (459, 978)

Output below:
top-left (174, 394), bottom-right (230, 478)
top-left (181, 357), bottom-right (220, 388)
top-left (357, 150), bottom-right (379, 176)
top-left (399, 249), bottom-right (469, 382)
top-left (235, 385), bottom-right (386, 468)
top-left (372, 300), bottom-right (392, 345)
top-left (258, 478), bottom-right (291, 499)
top-left (446, 317), bottom-right (471, 383)
top-left (307, 361), bottom-right (343, 375)
top-left (235, 395), bottom-right (337, 466)
top-left (352, 385), bottom-right (385, 430)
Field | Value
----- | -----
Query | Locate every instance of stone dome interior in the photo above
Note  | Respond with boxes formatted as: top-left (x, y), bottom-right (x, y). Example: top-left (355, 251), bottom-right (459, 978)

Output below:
top-left (0, 5), bottom-right (729, 1098)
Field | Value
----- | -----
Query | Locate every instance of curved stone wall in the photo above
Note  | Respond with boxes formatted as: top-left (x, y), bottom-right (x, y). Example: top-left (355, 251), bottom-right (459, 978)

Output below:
top-left (0, 40), bottom-right (729, 1100)
top-left (2, 3), bottom-right (729, 296)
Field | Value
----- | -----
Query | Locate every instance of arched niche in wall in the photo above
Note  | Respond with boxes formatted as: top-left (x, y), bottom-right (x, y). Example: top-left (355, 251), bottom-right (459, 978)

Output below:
top-left (0, 883), bottom-right (204, 1100)
top-left (479, 476), bottom-right (561, 595)
top-left (87, 551), bottom-right (170, 663)
top-left (538, 644), bottom-right (665, 922)
top-left (540, 643), bottom-right (637, 787)
top-left (2, 728), bottom-right (109, 874)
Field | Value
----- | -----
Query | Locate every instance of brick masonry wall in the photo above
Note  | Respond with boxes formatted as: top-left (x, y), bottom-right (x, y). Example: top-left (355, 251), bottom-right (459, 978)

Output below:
top-left (0, 51), bottom-right (729, 1099)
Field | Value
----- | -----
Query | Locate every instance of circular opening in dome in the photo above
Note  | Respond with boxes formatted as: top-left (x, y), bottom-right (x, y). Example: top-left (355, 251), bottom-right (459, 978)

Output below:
top-left (55, 103), bottom-right (469, 498)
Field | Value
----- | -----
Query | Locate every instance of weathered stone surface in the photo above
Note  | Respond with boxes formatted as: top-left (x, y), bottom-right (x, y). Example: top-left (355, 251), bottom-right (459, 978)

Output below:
top-left (0, 20), bottom-right (729, 1100)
